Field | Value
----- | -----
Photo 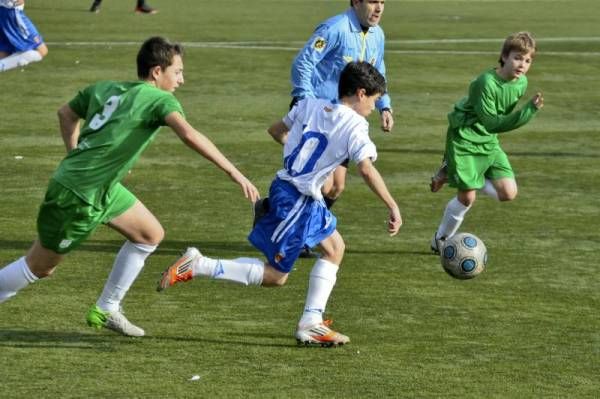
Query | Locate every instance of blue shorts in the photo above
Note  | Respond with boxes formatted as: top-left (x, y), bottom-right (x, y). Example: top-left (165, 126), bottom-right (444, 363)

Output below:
top-left (0, 7), bottom-right (44, 54)
top-left (248, 178), bottom-right (337, 273)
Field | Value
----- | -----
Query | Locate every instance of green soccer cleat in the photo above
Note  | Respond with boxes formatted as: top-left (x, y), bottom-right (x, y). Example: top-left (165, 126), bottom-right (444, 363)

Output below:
top-left (86, 305), bottom-right (145, 337)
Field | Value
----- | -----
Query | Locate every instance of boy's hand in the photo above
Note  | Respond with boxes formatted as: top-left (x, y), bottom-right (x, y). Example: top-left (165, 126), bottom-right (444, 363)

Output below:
top-left (532, 92), bottom-right (544, 110)
top-left (231, 171), bottom-right (260, 203)
top-left (387, 207), bottom-right (402, 236)
top-left (380, 109), bottom-right (394, 133)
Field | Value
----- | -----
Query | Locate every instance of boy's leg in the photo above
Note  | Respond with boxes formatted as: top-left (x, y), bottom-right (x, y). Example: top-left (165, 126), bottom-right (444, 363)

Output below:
top-left (0, 240), bottom-right (63, 303)
top-left (430, 158), bottom-right (448, 192)
top-left (135, 0), bottom-right (157, 14)
top-left (432, 191), bottom-right (475, 253)
top-left (87, 198), bottom-right (162, 337)
top-left (158, 247), bottom-right (265, 290)
top-left (0, 49), bottom-right (41, 72)
top-left (89, 0), bottom-right (102, 12)
top-left (296, 230), bottom-right (349, 346)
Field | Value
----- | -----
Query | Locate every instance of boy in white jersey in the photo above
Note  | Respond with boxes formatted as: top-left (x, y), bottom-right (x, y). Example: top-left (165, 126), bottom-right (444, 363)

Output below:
top-left (0, 37), bottom-right (259, 337)
top-left (158, 62), bottom-right (402, 346)
top-left (0, 0), bottom-right (48, 72)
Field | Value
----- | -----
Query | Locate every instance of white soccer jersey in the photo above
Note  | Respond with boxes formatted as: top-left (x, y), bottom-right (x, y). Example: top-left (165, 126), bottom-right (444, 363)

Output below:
top-left (0, 0), bottom-right (20, 9)
top-left (276, 98), bottom-right (377, 200)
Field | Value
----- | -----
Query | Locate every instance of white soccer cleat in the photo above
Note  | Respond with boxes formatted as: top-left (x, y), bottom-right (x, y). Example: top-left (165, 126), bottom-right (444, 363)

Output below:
top-left (295, 320), bottom-right (350, 347)
top-left (430, 233), bottom-right (446, 255)
top-left (86, 305), bottom-right (145, 337)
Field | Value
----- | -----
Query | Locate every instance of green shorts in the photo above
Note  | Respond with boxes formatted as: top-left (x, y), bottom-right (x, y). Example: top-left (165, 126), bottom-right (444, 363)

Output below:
top-left (447, 138), bottom-right (514, 191)
top-left (36, 180), bottom-right (136, 254)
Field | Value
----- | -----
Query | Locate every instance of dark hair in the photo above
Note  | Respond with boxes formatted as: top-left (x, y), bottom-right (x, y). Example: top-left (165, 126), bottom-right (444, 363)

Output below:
top-left (136, 36), bottom-right (184, 79)
top-left (338, 61), bottom-right (386, 99)
top-left (498, 31), bottom-right (536, 66)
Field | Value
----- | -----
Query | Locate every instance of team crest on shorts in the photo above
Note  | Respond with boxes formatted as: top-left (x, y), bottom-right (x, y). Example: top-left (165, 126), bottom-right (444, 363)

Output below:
top-left (275, 253), bottom-right (285, 263)
top-left (312, 37), bottom-right (327, 52)
top-left (59, 239), bottom-right (72, 249)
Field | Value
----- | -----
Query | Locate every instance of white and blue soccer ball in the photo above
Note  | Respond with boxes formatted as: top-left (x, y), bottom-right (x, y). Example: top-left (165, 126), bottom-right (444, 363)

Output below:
top-left (440, 233), bottom-right (487, 280)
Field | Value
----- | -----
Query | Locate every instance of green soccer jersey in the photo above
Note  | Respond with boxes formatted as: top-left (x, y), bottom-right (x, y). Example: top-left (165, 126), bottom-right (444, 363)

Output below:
top-left (52, 81), bottom-right (184, 208)
top-left (447, 68), bottom-right (538, 153)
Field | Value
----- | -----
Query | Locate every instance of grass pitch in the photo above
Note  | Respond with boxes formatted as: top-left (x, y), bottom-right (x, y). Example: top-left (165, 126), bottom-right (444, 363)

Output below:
top-left (1, 1), bottom-right (599, 398)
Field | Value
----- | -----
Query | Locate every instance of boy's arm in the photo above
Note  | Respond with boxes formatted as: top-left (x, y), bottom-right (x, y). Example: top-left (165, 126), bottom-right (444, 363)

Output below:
top-left (356, 158), bottom-right (402, 236)
top-left (267, 120), bottom-right (289, 145)
top-left (474, 81), bottom-right (542, 133)
top-left (165, 112), bottom-right (260, 202)
top-left (57, 104), bottom-right (81, 152)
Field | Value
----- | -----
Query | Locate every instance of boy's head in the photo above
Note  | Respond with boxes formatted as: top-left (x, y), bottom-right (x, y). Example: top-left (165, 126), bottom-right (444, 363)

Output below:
top-left (137, 37), bottom-right (184, 80)
top-left (498, 31), bottom-right (536, 67)
top-left (338, 61), bottom-right (386, 117)
top-left (338, 61), bottom-right (386, 100)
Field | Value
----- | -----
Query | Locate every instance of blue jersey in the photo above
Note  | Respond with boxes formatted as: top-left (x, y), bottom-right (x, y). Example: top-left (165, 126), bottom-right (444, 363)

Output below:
top-left (291, 8), bottom-right (391, 112)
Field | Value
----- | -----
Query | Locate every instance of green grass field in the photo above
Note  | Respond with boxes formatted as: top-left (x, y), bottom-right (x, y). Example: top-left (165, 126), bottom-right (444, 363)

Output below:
top-left (1, 0), bottom-right (599, 397)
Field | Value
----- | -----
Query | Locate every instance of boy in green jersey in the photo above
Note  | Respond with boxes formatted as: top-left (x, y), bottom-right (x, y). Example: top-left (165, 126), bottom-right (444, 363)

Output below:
top-left (431, 32), bottom-right (544, 253)
top-left (0, 37), bottom-right (260, 336)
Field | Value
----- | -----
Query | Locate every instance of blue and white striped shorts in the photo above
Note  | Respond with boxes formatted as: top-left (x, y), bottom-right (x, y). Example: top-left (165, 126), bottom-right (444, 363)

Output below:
top-left (248, 178), bottom-right (336, 273)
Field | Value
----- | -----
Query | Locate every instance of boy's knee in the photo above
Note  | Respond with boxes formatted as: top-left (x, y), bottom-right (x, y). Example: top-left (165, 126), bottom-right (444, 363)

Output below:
top-left (37, 44), bottom-right (48, 58)
top-left (499, 190), bottom-right (517, 202)
top-left (261, 265), bottom-right (289, 287)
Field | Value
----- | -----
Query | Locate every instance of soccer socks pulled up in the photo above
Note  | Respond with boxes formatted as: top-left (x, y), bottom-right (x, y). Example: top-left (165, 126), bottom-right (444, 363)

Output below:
top-left (0, 50), bottom-right (43, 72)
top-left (479, 179), bottom-right (500, 201)
top-left (0, 257), bottom-right (38, 303)
top-left (96, 241), bottom-right (156, 313)
top-left (299, 259), bottom-right (339, 327)
top-left (192, 256), bottom-right (264, 286)
top-left (436, 196), bottom-right (471, 240)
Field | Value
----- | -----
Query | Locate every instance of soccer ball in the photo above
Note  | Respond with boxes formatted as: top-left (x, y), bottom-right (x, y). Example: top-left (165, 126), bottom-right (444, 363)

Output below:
top-left (440, 233), bottom-right (487, 279)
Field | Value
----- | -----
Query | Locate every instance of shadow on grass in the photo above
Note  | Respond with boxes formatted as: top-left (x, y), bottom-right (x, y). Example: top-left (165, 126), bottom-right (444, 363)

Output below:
top-left (379, 147), bottom-right (599, 159)
top-left (0, 329), bottom-right (300, 349)
top-left (0, 329), bottom-right (140, 350)
top-left (0, 239), bottom-right (257, 255)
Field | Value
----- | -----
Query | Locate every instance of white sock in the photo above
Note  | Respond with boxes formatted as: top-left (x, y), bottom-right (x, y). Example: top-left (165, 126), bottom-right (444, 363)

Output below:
top-left (0, 50), bottom-right (43, 72)
top-left (0, 257), bottom-right (38, 303)
top-left (298, 259), bottom-right (339, 327)
top-left (479, 179), bottom-right (499, 201)
top-left (96, 241), bottom-right (156, 313)
top-left (436, 196), bottom-right (471, 240)
top-left (192, 256), bottom-right (264, 286)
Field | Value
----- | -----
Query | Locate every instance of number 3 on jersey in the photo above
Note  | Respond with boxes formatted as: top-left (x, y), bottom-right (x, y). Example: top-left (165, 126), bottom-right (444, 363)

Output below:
top-left (284, 131), bottom-right (328, 177)
top-left (89, 95), bottom-right (121, 130)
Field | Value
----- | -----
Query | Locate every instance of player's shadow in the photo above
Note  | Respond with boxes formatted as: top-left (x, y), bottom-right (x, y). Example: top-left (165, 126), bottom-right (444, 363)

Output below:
top-left (0, 329), bottom-right (297, 349)
top-left (0, 329), bottom-right (141, 350)
top-left (0, 239), bottom-right (257, 256)
top-left (378, 147), bottom-right (599, 159)
top-left (154, 333), bottom-right (296, 348)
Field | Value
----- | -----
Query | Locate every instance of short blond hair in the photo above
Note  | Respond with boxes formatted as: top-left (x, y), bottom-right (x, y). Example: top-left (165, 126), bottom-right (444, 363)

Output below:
top-left (499, 31), bottom-right (536, 66)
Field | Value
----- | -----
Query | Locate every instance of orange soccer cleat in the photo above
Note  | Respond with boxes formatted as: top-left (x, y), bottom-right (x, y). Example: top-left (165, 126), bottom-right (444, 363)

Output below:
top-left (156, 247), bottom-right (200, 292)
top-left (295, 319), bottom-right (350, 347)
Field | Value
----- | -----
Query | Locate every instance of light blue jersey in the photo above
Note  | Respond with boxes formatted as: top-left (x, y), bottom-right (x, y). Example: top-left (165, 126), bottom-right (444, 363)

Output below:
top-left (291, 8), bottom-right (391, 111)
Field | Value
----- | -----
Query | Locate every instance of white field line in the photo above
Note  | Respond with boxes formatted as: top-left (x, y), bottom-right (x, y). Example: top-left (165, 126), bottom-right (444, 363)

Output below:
top-left (46, 38), bottom-right (600, 56)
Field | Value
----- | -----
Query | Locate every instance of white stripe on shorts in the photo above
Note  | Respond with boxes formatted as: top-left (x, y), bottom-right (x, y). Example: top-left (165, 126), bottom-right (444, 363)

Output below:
top-left (271, 195), bottom-right (309, 244)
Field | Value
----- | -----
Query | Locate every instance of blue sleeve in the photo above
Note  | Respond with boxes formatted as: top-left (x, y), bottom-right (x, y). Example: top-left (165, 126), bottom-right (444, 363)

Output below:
top-left (373, 31), bottom-right (391, 111)
top-left (290, 24), bottom-right (339, 100)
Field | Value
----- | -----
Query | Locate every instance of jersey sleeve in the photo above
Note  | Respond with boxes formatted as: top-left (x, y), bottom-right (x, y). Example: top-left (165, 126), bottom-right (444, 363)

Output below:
top-left (348, 120), bottom-right (377, 164)
top-left (68, 84), bottom-right (94, 119)
top-left (373, 30), bottom-right (392, 111)
top-left (471, 75), bottom-right (538, 133)
top-left (151, 93), bottom-right (185, 126)
top-left (291, 24), bottom-right (340, 100)
top-left (282, 98), bottom-right (305, 129)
